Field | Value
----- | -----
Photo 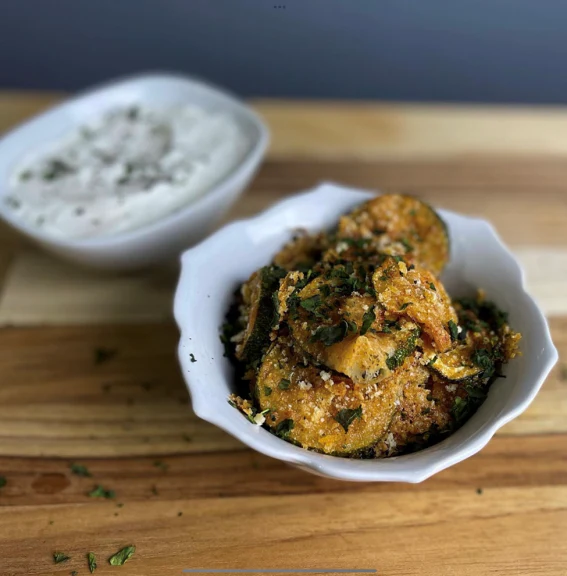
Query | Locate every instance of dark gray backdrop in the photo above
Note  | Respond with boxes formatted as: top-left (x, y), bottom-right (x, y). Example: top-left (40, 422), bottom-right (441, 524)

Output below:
top-left (1, 0), bottom-right (566, 103)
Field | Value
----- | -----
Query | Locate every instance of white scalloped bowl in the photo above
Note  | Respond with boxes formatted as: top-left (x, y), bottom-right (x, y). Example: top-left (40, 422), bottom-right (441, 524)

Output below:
top-left (174, 182), bottom-right (557, 482)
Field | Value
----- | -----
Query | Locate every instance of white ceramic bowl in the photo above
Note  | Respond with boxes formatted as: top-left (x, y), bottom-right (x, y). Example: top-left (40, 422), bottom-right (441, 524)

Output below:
top-left (0, 73), bottom-right (269, 269)
top-left (174, 182), bottom-right (558, 482)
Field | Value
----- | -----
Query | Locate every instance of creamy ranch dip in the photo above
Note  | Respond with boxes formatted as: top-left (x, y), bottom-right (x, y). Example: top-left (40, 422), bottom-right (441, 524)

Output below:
top-left (5, 104), bottom-right (251, 238)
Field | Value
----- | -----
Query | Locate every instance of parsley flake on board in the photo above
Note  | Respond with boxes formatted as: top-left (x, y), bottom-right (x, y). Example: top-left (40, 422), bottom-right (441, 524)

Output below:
top-left (53, 552), bottom-right (70, 564)
top-left (87, 551), bottom-right (97, 573)
top-left (88, 485), bottom-right (115, 499)
top-left (448, 320), bottom-right (459, 342)
top-left (0, 476), bottom-right (6, 489)
top-left (335, 406), bottom-right (363, 432)
top-left (275, 419), bottom-right (294, 438)
top-left (153, 460), bottom-right (169, 471)
top-left (94, 347), bottom-right (117, 365)
top-left (70, 463), bottom-right (91, 477)
top-left (108, 545), bottom-right (136, 566)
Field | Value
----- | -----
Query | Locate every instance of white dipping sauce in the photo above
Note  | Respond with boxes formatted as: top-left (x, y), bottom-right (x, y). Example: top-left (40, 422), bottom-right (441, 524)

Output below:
top-left (6, 104), bottom-right (251, 238)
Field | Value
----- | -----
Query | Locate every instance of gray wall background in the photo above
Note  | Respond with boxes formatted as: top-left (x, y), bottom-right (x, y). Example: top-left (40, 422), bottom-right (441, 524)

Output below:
top-left (1, 0), bottom-right (566, 103)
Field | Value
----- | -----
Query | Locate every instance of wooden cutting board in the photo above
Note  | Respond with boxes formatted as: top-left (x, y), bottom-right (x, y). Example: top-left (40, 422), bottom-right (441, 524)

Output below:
top-left (0, 93), bottom-right (565, 576)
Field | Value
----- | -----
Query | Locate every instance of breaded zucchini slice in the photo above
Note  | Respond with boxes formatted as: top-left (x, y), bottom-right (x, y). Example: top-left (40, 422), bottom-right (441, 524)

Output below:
top-left (285, 273), bottom-right (420, 384)
top-left (272, 231), bottom-right (328, 271)
top-left (379, 371), bottom-right (458, 455)
top-left (255, 339), bottom-right (409, 455)
top-left (372, 256), bottom-right (457, 352)
top-left (235, 266), bottom-right (286, 365)
top-left (427, 293), bottom-right (521, 383)
top-left (338, 194), bottom-right (449, 276)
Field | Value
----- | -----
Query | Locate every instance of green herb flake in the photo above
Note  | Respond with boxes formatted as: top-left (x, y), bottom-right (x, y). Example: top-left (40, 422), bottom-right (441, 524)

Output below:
top-left (263, 386), bottom-right (273, 396)
top-left (88, 485), bottom-right (115, 499)
top-left (400, 238), bottom-right (413, 252)
top-left (311, 319), bottom-right (349, 346)
top-left (151, 485), bottom-right (158, 495)
top-left (476, 487), bottom-right (483, 495)
top-left (451, 396), bottom-right (468, 423)
top-left (448, 320), bottom-right (459, 342)
top-left (278, 379), bottom-right (291, 390)
top-left (429, 282), bottom-right (436, 291)
top-left (53, 552), bottom-right (70, 564)
top-left (87, 551), bottom-right (97, 573)
top-left (346, 320), bottom-right (358, 333)
top-left (70, 463), bottom-right (91, 477)
top-left (189, 353), bottom-right (197, 363)
top-left (0, 476), bottom-right (6, 489)
top-left (71, 571), bottom-right (78, 576)
top-left (275, 418), bottom-right (294, 438)
top-left (94, 347), bottom-right (117, 365)
top-left (335, 406), bottom-right (363, 432)
top-left (299, 294), bottom-right (322, 313)
top-left (108, 545), bottom-right (136, 566)
top-left (153, 460), bottom-right (169, 471)
top-left (182, 433), bottom-right (192, 442)
top-left (471, 349), bottom-right (495, 376)
top-left (360, 308), bottom-right (376, 336)
top-left (399, 302), bottom-right (412, 311)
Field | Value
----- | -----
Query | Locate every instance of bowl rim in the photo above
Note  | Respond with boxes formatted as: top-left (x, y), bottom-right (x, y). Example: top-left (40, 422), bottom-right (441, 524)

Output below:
top-left (0, 71), bottom-right (269, 248)
top-left (174, 182), bottom-right (559, 482)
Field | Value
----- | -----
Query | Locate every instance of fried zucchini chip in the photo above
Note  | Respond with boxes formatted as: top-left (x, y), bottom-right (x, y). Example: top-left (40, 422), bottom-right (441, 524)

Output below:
top-left (255, 339), bottom-right (412, 455)
top-left (338, 194), bottom-right (449, 276)
top-left (235, 266), bottom-right (286, 364)
top-left (372, 257), bottom-right (457, 352)
top-left (284, 272), bottom-right (420, 384)
top-left (273, 231), bottom-right (328, 271)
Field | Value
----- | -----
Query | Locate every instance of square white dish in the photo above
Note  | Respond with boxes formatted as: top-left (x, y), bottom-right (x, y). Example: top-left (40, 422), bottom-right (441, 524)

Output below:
top-left (0, 72), bottom-right (269, 269)
top-left (174, 182), bottom-right (558, 482)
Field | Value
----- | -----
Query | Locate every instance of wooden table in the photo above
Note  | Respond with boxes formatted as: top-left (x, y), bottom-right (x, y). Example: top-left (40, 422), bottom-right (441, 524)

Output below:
top-left (0, 93), bottom-right (565, 576)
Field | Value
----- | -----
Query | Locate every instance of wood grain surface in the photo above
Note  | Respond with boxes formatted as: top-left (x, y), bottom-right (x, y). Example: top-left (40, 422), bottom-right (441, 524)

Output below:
top-left (0, 93), bottom-right (565, 576)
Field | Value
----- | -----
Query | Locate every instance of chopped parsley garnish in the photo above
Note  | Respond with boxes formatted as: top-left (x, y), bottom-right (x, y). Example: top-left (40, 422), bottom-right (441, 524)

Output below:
top-left (278, 379), bottom-right (291, 390)
top-left (189, 353), bottom-right (197, 363)
top-left (429, 282), bottom-right (436, 291)
top-left (43, 159), bottom-right (74, 181)
top-left (335, 406), bottom-right (362, 432)
top-left (94, 347), bottom-right (117, 365)
top-left (87, 551), bottom-right (97, 573)
top-left (88, 485), bottom-right (115, 499)
top-left (108, 545), bottom-right (136, 566)
top-left (386, 329), bottom-right (420, 370)
top-left (451, 396), bottom-right (468, 423)
top-left (400, 238), bottom-right (413, 252)
top-left (311, 319), bottom-right (349, 346)
top-left (399, 302), bottom-right (412, 311)
top-left (53, 552), bottom-right (70, 564)
top-left (299, 294), bottom-right (322, 313)
top-left (471, 349), bottom-right (495, 377)
top-left (360, 308), bottom-right (376, 336)
top-left (448, 320), bottom-right (459, 342)
top-left (264, 386), bottom-right (273, 396)
top-left (70, 463), bottom-right (91, 477)
top-left (275, 419), bottom-right (294, 438)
